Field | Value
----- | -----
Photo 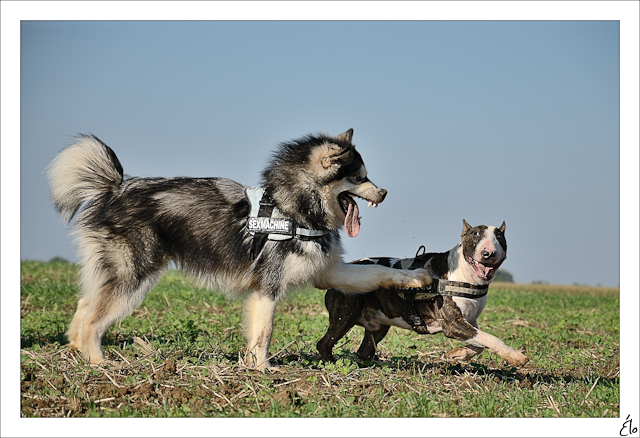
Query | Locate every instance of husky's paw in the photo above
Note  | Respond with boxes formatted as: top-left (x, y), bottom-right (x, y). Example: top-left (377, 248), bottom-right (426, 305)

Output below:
top-left (264, 364), bottom-right (282, 373)
top-left (402, 268), bottom-right (433, 289)
top-left (255, 360), bottom-right (281, 372)
top-left (244, 353), bottom-right (281, 372)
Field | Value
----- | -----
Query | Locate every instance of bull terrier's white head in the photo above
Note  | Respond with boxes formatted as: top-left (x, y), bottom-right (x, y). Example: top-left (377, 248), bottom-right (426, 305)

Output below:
top-left (460, 219), bottom-right (507, 283)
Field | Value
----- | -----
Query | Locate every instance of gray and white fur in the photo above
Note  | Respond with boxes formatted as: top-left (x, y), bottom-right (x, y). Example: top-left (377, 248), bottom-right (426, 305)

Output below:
top-left (46, 129), bottom-right (432, 369)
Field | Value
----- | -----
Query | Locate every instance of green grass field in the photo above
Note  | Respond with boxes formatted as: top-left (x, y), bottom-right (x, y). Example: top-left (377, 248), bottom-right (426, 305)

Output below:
top-left (20, 260), bottom-right (619, 418)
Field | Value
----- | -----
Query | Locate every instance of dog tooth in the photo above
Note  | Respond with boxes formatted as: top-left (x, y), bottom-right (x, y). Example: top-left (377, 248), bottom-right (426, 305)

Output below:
top-left (368, 201), bottom-right (373, 208)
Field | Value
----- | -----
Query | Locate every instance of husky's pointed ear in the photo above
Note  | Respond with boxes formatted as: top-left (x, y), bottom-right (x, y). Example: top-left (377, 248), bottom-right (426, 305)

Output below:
top-left (499, 221), bottom-right (506, 233)
top-left (321, 144), bottom-right (353, 169)
top-left (462, 219), bottom-right (472, 236)
top-left (335, 128), bottom-right (354, 144)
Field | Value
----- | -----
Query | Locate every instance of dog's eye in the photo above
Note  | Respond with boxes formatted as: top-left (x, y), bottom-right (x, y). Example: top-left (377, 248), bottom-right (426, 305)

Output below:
top-left (350, 175), bottom-right (366, 184)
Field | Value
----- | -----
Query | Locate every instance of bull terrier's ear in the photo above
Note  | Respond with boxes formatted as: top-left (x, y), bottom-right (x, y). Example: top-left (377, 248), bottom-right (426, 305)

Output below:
top-left (322, 145), bottom-right (353, 169)
top-left (462, 219), bottom-right (472, 236)
top-left (499, 221), bottom-right (506, 233)
top-left (335, 128), bottom-right (354, 144)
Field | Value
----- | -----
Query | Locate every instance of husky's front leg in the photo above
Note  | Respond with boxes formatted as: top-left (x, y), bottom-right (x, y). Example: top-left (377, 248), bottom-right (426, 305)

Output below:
top-left (243, 291), bottom-right (279, 371)
top-left (314, 261), bottom-right (432, 292)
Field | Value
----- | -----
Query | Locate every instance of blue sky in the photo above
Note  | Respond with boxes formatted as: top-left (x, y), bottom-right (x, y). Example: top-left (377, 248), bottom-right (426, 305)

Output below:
top-left (2, 2), bottom-right (639, 436)
top-left (17, 19), bottom-right (623, 286)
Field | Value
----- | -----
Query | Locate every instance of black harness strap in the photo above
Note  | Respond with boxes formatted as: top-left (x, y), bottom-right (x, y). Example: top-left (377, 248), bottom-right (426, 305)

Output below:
top-left (398, 245), bottom-right (430, 326)
top-left (400, 286), bottom-right (434, 327)
top-left (251, 194), bottom-right (276, 259)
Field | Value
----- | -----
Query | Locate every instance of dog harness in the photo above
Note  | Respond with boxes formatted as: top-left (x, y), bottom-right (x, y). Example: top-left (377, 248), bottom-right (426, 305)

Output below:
top-left (246, 187), bottom-right (329, 259)
top-left (396, 245), bottom-right (490, 328)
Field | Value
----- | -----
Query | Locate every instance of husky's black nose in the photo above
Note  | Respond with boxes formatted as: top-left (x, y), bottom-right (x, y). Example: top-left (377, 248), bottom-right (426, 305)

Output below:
top-left (378, 188), bottom-right (388, 202)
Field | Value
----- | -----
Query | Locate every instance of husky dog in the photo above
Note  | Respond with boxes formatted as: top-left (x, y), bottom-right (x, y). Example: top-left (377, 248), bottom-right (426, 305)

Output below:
top-left (317, 220), bottom-right (529, 367)
top-left (47, 129), bottom-right (431, 369)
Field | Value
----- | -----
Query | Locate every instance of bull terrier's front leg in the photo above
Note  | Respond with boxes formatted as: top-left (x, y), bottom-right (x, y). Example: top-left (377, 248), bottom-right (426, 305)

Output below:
top-left (317, 289), bottom-right (364, 363)
top-left (463, 330), bottom-right (528, 366)
top-left (440, 297), bottom-right (528, 366)
top-left (446, 320), bottom-right (485, 361)
top-left (447, 344), bottom-right (485, 362)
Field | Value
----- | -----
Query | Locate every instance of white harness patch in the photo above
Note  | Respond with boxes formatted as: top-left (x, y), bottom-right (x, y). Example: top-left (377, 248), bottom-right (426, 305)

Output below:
top-left (245, 187), bottom-right (329, 241)
top-left (247, 217), bottom-right (292, 235)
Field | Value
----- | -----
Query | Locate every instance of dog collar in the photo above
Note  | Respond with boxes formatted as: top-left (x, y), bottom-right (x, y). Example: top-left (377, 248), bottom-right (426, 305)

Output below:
top-left (397, 281), bottom-right (489, 300)
top-left (437, 280), bottom-right (489, 298)
top-left (245, 187), bottom-right (329, 258)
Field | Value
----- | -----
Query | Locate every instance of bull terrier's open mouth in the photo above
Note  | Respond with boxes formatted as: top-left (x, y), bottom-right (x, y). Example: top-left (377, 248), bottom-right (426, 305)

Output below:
top-left (467, 256), bottom-right (504, 281)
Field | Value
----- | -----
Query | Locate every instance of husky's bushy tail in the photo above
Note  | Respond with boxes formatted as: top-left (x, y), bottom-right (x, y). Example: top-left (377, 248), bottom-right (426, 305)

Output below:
top-left (46, 135), bottom-right (124, 223)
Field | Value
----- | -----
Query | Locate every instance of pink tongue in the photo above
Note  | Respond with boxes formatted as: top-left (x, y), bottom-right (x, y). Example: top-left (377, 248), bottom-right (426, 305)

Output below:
top-left (476, 263), bottom-right (493, 278)
top-left (344, 198), bottom-right (360, 237)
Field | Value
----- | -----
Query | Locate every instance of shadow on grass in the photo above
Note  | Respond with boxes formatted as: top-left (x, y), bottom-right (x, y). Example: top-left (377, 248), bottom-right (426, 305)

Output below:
top-left (21, 331), bottom-right (618, 393)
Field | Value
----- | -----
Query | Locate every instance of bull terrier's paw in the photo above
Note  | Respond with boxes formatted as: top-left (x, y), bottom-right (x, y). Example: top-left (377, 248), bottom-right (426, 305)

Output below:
top-left (447, 347), bottom-right (479, 362)
top-left (368, 358), bottom-right (398, 369)
top-left (507, 350), bottom-right (529, 366)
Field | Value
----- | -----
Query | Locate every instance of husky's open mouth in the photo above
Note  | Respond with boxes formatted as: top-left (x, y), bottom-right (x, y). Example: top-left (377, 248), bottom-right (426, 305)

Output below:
top-left (467, 256), bottom-right (504, 281)
top-left (339, 192), bottom-right (379, 238)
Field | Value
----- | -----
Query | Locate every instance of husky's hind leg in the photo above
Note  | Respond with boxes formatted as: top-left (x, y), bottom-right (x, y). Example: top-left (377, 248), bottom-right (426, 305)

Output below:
top-left (67, 297), bottom-right (90, 351)
top-left (243, 291), bottom-right (279, 370)
top-left (67, 257), bottom-right (108, 353)
top-left (77, 274), bottom-right (161, 364)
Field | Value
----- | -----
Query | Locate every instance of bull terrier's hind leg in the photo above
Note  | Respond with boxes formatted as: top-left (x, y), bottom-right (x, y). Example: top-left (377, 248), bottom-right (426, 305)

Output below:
top-left (317, 289), bottom-right (364, 362)
top-left (357, 325), bottom-right (390, 361)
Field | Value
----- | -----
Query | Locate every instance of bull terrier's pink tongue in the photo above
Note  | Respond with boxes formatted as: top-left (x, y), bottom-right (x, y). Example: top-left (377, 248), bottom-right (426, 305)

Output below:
top-left (345, 199), bottom-right (360, 237)
top-left (477, 264), bottom-right (493, 278)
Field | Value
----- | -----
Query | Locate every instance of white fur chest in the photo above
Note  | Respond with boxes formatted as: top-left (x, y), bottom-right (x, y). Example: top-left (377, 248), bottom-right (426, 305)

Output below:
top-left (451, 295), bottom-right (487, 325)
